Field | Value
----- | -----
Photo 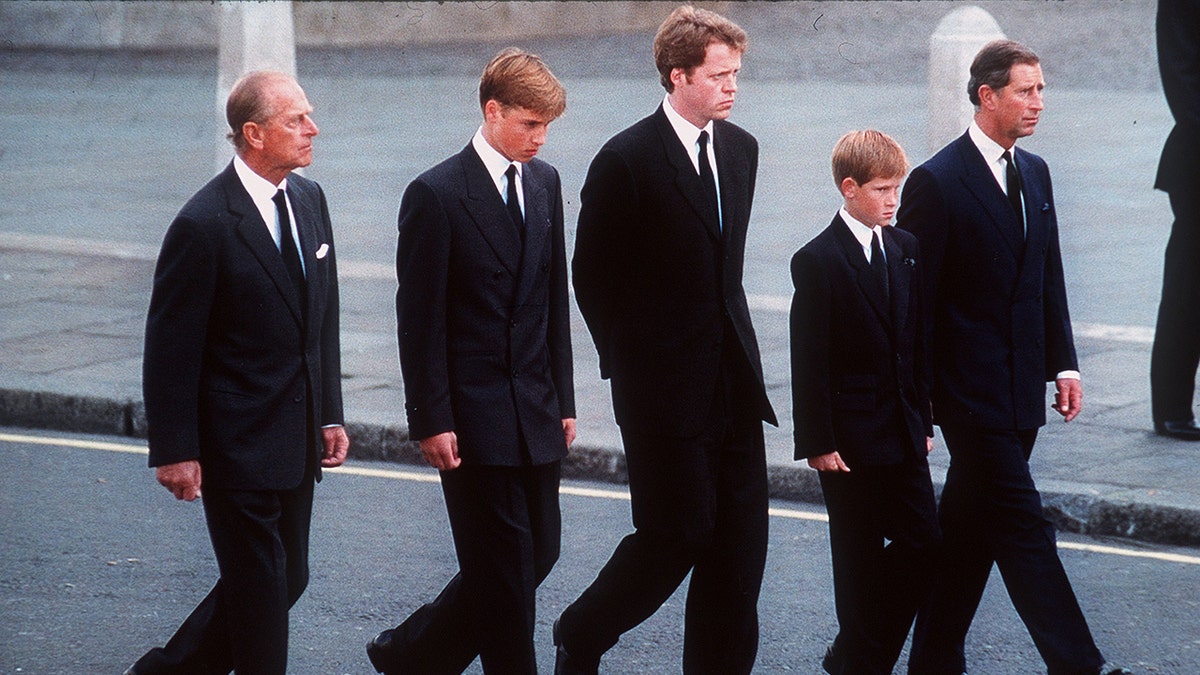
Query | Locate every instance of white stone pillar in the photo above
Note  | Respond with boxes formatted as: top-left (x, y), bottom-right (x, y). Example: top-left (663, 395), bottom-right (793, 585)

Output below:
top-left (215, 1), bottom-right (296, 174)
top-left (927, 6), bottom-right (1005, 153)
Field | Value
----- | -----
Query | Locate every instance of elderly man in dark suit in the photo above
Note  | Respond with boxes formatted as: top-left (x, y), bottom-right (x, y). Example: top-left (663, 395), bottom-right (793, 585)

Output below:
top-left (791, 129), bottom-right (939, 675)
top-left (128, 70), bottom-right (349, 675)
top-left (556, 6), bottom-right (776, 674)
top-left (1151, 0), bottom-right (1200, 441)
top-left (898, 41), bottom-right (1126, 675)
top-left (367, 48), bottom-right (574, 675)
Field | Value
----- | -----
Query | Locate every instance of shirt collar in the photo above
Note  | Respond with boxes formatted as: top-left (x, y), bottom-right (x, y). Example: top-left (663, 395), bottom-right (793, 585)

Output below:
top-left (968, 120), bottom-right (1013, 167)
top-left (840, 207), bottom-right (883, 258)
top-left (663, 95), bottom-right (714, 150)
top-left (233, 154), bottom-right (287, 202)
top-left (472, 127), bottom-right (521, 190)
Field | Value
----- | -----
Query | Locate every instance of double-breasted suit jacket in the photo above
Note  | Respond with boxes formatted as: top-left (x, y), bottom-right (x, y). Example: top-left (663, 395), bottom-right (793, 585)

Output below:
top-left (572, 105), bottom-right (776, 435)
top-left (395, 144), bottom-right (575, 465)
top-left (143, 162), bottom-right (344, 489)
top-left (898, 132), bottom-right (1077, 431)
top-left (790, 216), bottom-right (931, 467)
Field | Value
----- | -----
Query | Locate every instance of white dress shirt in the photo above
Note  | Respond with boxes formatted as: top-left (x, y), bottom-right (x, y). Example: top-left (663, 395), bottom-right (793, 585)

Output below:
top-left (233, 155), bottom-right (305, 275)
top-left (840, 207), bottom-right (884, 264)
top-left (472, 127), bottom-right (524, 218)
top-left (663, 95), bottom-right (722, 229)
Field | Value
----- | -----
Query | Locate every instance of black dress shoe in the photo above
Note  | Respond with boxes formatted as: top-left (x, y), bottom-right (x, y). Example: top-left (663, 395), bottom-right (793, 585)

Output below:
top-left (366, 629), bottom-right (400, 674)
top-left (553, 617), bottom-right (599, 675)
top-left (1155, 418), bottom-right (1200, 440)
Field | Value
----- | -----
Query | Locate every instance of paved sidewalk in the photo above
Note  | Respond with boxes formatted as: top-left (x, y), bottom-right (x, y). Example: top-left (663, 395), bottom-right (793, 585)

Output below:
top-left (3, 1), bottom-right (1198, 549)
top-left (3, 234), bottom-right (1199, 549)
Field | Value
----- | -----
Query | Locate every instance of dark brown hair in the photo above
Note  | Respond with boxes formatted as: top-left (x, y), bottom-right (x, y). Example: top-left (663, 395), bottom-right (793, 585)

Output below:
top-left (968, 40), bottom-right (1040, 106)
top-left (653, 5), bottom-right (747, 93)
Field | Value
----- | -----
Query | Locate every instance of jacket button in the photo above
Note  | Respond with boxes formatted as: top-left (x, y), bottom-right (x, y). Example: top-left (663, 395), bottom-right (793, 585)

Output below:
top-left (293, 394), bottom-right (304, 403)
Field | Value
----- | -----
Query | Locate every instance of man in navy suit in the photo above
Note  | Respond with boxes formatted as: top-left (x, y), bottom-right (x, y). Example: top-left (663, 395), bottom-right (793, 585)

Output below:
top-left (791, 130), bottom-right (939, 675)
top-left (557, 7), bottom-right (776, 674)
top-left (1150, 0), bottom-right (1200, 440)
top-left (129, 71), bottom-right (350, 675)
top-left (367, 48), bottom-right (575, 674)
top-left (898, 41), bottom-right (1125, 675)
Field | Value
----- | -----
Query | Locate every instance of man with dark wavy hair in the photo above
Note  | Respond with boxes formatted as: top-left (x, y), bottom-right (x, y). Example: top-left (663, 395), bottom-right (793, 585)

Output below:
top-left (557, 6), bottom-right (775, 674)
top-left (898, 40), bottom-right (1126, 675)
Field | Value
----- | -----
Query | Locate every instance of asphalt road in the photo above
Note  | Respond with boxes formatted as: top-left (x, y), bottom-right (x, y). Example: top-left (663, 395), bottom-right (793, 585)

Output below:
top-left (2, 428), bottom-right (1199, 674)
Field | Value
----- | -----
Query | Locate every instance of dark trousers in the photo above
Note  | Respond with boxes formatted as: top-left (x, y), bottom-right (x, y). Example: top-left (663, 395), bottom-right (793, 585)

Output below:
top-left (1151, 191), bottom-right (1200, 424)
top-left (819, 453), bottom-right (939, 675)
top-left (130, 473), bottom-right (315, 675)
top-left (907, 426), bottom-right (1103, 675)
top-left (557, 385), bottom-right (769, 674)
top-left (382, 461), bottom-right (561, 675)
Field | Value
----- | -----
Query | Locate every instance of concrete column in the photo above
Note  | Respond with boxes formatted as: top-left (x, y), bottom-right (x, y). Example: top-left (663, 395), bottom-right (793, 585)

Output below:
top-left (926, 6), bottom-right (1005, 153)
top-left (215, 1), bottom-right (296, 173)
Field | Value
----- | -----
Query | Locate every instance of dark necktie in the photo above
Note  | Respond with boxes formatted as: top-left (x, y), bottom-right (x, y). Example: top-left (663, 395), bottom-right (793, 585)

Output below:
top-left (273, 189), bottom-right (306, 302)
top-left (1002, 150), bottom-right (1024, 235)
top-left (697, 130), bottom-right (720, 230)
top-left (505, 164), bottom-right (524, 241)
top-left (870, 229), bottom-right (889, 302)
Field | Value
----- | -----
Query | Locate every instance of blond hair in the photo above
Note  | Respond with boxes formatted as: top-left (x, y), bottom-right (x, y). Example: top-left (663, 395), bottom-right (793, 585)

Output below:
top-left (479, 48), bottom-right (566, 119)
top-left (832, 129), bottom-right (909, 188)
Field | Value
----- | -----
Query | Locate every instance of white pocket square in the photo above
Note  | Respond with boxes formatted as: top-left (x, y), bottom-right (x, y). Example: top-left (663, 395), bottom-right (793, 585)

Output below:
top-left (315, 243), bottom-right (329, 259)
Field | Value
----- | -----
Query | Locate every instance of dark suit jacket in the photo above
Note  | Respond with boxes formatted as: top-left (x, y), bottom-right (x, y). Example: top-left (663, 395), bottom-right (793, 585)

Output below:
top-left (1155, 0), bottom-right (1200, 196)
top-left (395, 144), bottom-right (574, 467)
top-left (897, 132), bottom-right (1077, 431)
top-left (572, 105), bottom-right (776, 435)
top-left (143, 162), bottom-right (344, 491)
top-left (790, 216), bottom-right (932, 467)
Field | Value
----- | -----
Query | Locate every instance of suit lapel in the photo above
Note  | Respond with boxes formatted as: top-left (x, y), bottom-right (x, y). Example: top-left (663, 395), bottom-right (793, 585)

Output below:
top-left (458, 146), bottom-right (521, 276)
top-left (514, 165), bottom-right (550, 302)
top-left (883, 229), bottom-right (910, 333)
top-left (832, 215), bottom-right (890, 326)
top-left (654, 108), bottom-right (722, 242)
top-left (288, 179), bottom-right (325, 332)
top-left (713, 122), bottom-right (747, 245)
top-left (955, 135), bottom-right (1024, 259)
top-left (1014, 147), bottom-right (1050, 293)
top-left (224, 167), bottom-right (305, 325)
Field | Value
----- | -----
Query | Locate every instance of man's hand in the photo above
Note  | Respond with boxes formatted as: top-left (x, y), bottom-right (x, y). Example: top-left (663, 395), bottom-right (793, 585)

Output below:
top-left (321, 426), bottom-right (350, 467)
top-left (562, 418), bottom-right (577, 449)
top-left (420, 431), bottom-right (461, 471)
top-left (1054, 377), bottom-right (1083, 422)
top-left (157, 460), bottom-right (202, 501)
top-left (926, 436), bottom-right (935, 454)
top-left (807, 451), bottom-right (850, 473)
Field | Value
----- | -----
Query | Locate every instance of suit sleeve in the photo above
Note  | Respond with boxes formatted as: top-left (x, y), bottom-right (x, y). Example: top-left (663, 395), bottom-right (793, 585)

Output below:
top-left (1037, 166), bottom-right (1079, 378)
top-left (547, 167), bottom-right (576, 418)
top-left (142, 215), bottom-right (219, 467)
top-left (790, 248), bottom-right (837, 459)
top-left (395, 179), bottom-right (455, 440)
top-left (316, 184), bottom-right (345, 426)
top-left (572, 147), bottom-right (636, 379)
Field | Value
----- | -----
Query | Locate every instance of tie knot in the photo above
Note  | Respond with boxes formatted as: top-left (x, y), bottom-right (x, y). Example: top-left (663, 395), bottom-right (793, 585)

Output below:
top-left (1002, 150), bottom-right (1014, 165)
top-left (699, 130), bottom-right (710, 147)
top-left (506, 163), bottom-right (518, 180)
top-left (272, 188), bottom-right (287, 207)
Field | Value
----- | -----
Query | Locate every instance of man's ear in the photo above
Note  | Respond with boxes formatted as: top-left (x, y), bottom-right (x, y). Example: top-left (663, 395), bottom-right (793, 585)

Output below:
top-left (242, 121), bottom-right (265, 150)
top-left (977, 84), bottom-right (998, 111)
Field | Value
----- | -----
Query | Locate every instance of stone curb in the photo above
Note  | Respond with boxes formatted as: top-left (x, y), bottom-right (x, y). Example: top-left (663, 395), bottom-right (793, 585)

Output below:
top-left (3, 386), bottom-right (1198, 549)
